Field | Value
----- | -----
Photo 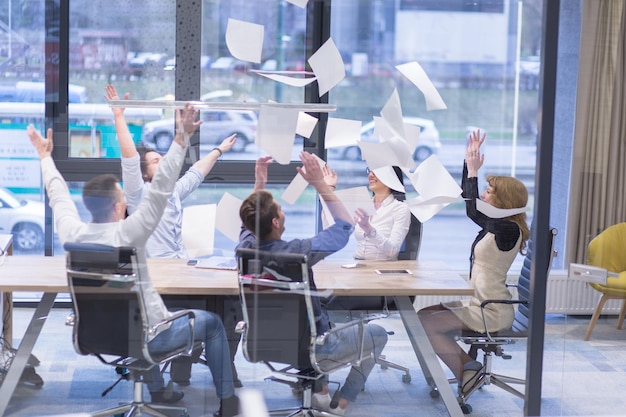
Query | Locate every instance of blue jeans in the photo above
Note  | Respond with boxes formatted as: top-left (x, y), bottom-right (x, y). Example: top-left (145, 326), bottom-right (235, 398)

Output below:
top-left (147, 309), bottom-right (235, 399)
top-left (315, 322), bottom-right (388, 402)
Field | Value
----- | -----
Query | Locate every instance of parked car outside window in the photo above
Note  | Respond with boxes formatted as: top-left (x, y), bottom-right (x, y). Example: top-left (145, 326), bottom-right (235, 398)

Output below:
top-left (328, 117), bottom-right (441, 162)
top-left (0, 187), bottom-right (44, 251)
top-left (142, 109), bottom-right (257, 154)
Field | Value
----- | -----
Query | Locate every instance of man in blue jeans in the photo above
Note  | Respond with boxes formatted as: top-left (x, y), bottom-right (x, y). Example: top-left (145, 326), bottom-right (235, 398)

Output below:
top-left (26, 104), bottom-right (239, 417)
top-left (237, 152), bottom-right (388, 416)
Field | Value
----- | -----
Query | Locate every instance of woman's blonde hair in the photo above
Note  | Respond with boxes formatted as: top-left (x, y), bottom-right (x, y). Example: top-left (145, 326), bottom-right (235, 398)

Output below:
top-left (486, 175), bottom-right (530, 254)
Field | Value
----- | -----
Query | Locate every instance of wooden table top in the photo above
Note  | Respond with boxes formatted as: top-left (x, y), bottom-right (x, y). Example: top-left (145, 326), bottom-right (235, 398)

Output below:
top-left (0, 256), bottom-right (472, 297)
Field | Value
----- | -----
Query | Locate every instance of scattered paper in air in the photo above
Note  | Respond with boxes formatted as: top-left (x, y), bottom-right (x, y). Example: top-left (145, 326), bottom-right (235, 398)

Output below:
top-left (256, 104), bottom-right (299, 165)
top-left (252, 70), bottom-right (317, 87)
top-left (396, 61), bottom-right (447, 111)
top-left (325, 118), bottom-right (362, 148)
top-left (476, 199), bottom-right (529, 218)
top-left (225, 18), bottom-right (264, 64)
top-left (216, 193), bottom-right (244, 242)
top-left (296, 112), bottom-right (318, 139)
top-left (308, 38), bottom-right (345, 96)
top-left (281, 154), bottom-right (326, 204)
top-left (285, 0), bottom-right (308, 8)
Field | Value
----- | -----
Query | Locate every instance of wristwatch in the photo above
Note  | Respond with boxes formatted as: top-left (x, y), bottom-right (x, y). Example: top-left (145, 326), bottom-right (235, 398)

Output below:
top-left (366, 229), bottom-right (377, 238)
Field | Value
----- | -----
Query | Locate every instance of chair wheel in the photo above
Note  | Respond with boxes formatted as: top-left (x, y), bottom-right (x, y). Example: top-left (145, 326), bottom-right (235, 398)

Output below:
top-left (179, 411), bottom-right (190, 417)
top-left (461, 403), bottom-right (473, 414)
top-left (429, 388), bottom-right (440, 398)
top-left (380, 363), bottom-right (388, 370)
top-left (402, 374), bottom-right (411, 383)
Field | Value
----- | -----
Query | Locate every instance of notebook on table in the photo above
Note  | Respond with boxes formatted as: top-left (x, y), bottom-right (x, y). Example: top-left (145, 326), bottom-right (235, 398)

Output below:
top-left (194, 256), bottom-right (238, 271)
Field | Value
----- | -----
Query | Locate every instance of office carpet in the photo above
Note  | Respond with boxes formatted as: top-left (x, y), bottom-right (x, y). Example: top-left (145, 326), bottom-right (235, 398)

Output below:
top-left (4, 308), bottom-right (626, 417)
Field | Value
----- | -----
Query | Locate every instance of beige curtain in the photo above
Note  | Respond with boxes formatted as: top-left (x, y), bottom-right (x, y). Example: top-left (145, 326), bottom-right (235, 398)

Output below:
top-left (566, 0), bottom-right (626, 263)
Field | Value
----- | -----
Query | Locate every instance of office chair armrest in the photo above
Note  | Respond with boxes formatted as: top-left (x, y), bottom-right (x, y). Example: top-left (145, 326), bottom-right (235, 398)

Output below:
top-left (145, 309), bottom-right (196, 364)
top-left (313, 317), bottom-right (367, 372)
top-left (478, 299), bottom-right (528, 341)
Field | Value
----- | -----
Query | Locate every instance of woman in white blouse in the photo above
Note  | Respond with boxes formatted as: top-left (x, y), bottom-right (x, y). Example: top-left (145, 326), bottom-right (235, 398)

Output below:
top-left (324, 164), bottom-right (411, 260)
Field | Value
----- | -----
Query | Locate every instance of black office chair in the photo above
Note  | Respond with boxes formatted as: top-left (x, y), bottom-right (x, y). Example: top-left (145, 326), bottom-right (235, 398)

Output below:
top-left (235, 248), bottom-right (368, 417)
top-left (445, 227), bottom-right (558, 414)
top-left (65, 243), bottom-right (196, 417)
top-left (323, 215), bottom-right (423, 383)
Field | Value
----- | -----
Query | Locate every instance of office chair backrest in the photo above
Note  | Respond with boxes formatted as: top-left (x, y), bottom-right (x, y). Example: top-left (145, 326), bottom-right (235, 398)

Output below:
top-left (65, 243), bottom-right (143, 359)
top-left (236, 248), bottom-right (313, 368)
top-left (513, 227), bottom-right (558, 330)
top-left (398, 215), bottom-right (422, 261)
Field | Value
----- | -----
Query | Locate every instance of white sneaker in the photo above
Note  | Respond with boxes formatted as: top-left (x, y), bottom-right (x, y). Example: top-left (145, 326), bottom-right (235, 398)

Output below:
top-left (312, 392), bottom-right (331, 410)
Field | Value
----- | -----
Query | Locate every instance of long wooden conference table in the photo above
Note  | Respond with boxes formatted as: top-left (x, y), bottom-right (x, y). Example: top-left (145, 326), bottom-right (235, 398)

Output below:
top-left (0, 255), bottom-right (473, 417)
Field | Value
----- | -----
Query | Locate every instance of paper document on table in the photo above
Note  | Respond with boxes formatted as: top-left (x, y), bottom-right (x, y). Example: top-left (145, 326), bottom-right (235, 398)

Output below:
top-left (216, 192), bottom-right (244, 242)
top-left (475, 199), bottom-right (529, 219)
top-left (396, 61), bottom-right (447, 111)
top-left (325, 117), bottom-right (361, 148)
top-left (256, 104), bottom-right (299, 165)
top-left (308, 38), bottom-right (345, 96)
top-left (225, 18), bottom-right (264, 63)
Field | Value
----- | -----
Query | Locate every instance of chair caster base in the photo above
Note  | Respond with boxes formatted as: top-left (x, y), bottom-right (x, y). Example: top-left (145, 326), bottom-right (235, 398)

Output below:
top-left (460, 403), bottom-right (473, 414)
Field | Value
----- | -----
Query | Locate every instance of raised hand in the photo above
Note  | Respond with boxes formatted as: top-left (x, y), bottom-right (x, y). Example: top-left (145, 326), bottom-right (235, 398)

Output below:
top-left (322, 163), bottom-right (338, 189)
top-left (104, 84), bottom-right (129, 118)
top-left (26, 125), bottom-right (53, 159)
top-left (174, 103), bottom-right (202, 146)
top-left (217, 133), bottom-right (238, 154)
top-left (254, 156), bottom-right (273, 192)
top-left (465, 129), bottom-right (485, 175)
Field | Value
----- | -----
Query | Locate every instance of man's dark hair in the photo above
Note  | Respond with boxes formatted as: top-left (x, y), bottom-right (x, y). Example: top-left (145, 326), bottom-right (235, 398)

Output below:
top-left (82, 174), bottom-right (121, 223)
top-left (239, 190), bottom-right (279, 240)
top-left (136, 146), bottom-right (155, 180)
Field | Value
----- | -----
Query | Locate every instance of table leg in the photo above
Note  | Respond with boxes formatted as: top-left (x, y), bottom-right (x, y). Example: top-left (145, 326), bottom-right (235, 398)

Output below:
top-left (2, 292), bottom-right (12, 344)
top-left (0, 292), bottom-right (56, 416)
top-left (393, 296), bottom-right (463, 417)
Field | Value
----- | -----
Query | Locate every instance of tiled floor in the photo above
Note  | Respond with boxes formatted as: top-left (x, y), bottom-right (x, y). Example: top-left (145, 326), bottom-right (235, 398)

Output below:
top-left (3, 307), bottom-right (626, 417)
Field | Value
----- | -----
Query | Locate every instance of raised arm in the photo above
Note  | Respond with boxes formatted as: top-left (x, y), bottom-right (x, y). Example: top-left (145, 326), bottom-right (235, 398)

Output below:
top-left (192, 134), bottom-right (236, 176)
top-left (297, 151), bottom-right (353, 225)
top-left (104, 84), bottom-right (137, 158)
top-left (465, 129), bottom-right (485, 178)
top-left (253, 156), bottom-right (273, 192)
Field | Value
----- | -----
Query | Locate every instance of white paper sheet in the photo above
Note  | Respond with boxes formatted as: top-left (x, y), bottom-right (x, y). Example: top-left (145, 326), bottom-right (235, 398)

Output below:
top-left (324, 117), bottom-right (362, 148)
top-left (252, 70), bottom-right (317, 87)
top-left (380, 88), bottom-right (406, 139)
top-left (256, 104), bottom-right (299, 165)
top-left (396, 61), bottom-right (447, 111)
top-left (360, 136), bottom-right (415, 171)
top-left (308, 38), bottom-right (345, 96)
top-left (296, 112), bottom-right (318, 139)
top-left (406, 197), bottom-right (459, 223)
top-left (334, 186), bottom-right (376, 217)
top-left (280, 154), bottom-right (326, 204)
top-left (181, 204), bottom-right (216, 258)
top-left (216, 193), bottom-right (244, 242)
top-left (372, 166), bottom-right (405, 193)
top-left (285, 0), bottom-right (308, 7)
top-left (225, 18), bottom-right (264, 64)
top-left (408, 155), bottom-right (461, 199)
top-left (475, 199), bottom-right (529, 218)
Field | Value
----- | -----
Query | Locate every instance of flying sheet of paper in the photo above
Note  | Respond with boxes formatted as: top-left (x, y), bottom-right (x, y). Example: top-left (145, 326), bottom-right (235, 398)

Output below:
top-left (324, 117), bottom-right (362, 148)
top-left (475, 199), bottom-right (529, 218)
top-left (182, 204), bottom-right (216, 258)
top-left (320, 186), bottom-right (376, 228)
top-left (396, 61), bottom-right (447, 111)
top-left (216, 192), bottom-right (244, 242)
top-left (225, 18), bottom-right (264, 64)
top-left (407, 154), bottom-right (461, 199)
top-left (403, 122), bottom-right (421, 151)
top-left (372, 166), bottom-right (405, 193)
top-left (286, 0), bottom-right (308, 7)
top-left (380, 88), bottom-right (405, 139)
top-left (360, 137), bottom-right (415, 171)
top-left (308, 38), bottom-right (345, 96)
top-left (406, 196), bottom-right (462, 223)
top-left (296, 112), bottom-right (318, 138)
top-left (281, 154), bottom-right (326, 204)
top-left (252, 70), bottom-right (317, 87)
top-left (256, 104), bottom-right (299, 165)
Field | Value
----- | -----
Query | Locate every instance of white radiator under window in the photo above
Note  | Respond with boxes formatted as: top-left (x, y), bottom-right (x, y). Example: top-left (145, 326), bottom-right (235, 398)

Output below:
top-left (411, 270), bottom-right (623, 315)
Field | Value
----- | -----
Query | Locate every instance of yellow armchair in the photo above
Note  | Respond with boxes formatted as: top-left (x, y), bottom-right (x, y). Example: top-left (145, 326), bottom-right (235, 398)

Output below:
top-left (584, 222), bottom-right (626, 340)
